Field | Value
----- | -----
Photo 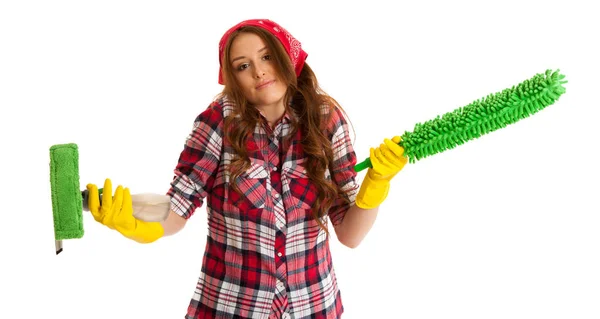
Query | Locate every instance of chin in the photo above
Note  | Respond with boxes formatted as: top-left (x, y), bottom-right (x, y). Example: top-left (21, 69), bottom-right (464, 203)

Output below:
top-left (254, 93), bottom-right (285, 106)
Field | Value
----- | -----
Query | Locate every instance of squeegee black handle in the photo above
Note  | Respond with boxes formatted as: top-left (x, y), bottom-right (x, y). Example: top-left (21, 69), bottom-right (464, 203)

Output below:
top-left (81, 189), bottom-right (91, 211)
top-left (81, 189), bottom-right (103, 211)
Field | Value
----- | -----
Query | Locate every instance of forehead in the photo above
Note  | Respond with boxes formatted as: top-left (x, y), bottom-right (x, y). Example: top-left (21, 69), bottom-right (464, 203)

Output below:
top-left (229, 32), bottom-right (268, 58)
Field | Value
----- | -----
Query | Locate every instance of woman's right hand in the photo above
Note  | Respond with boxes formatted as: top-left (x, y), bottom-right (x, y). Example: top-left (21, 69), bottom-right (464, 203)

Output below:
top-left (86, 178), bottom-right (164, 243)
top-left (86, 178), bottom-right (118, 229)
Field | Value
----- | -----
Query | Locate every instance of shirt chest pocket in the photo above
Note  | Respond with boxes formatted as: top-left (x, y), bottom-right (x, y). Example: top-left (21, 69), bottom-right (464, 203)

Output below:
top-left (227, 162), bottom-right (269, 210)
top-left (284, 165), bottom-right (317, 210)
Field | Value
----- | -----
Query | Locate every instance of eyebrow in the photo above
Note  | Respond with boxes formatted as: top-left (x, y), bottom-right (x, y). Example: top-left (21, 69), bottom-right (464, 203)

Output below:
top-left (231, 46), bottom-right (268, 64)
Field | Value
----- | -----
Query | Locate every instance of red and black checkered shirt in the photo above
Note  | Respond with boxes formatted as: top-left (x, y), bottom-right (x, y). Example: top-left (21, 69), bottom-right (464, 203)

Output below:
top-left (167, 96), bottom-right (359, 319)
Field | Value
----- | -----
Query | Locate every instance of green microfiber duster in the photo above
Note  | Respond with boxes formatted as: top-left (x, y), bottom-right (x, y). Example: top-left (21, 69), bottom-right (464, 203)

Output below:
top-left (49, 143), bottom-right (84, 254)
top-left (355, 69), bottom-right (568, 171)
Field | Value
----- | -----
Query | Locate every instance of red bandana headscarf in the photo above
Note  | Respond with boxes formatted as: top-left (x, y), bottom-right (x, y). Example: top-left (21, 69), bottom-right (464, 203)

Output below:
top-left (217, 19), bottom-right (308, 85)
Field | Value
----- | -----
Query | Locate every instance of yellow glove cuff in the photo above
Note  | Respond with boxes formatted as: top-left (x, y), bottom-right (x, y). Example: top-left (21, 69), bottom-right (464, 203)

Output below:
top-left (355, 169), bottom-right (391, 209)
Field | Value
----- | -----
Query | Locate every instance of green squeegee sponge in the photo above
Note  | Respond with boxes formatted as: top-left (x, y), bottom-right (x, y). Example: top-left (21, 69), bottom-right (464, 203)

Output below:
top-left (50, 143), bottom-right (84, 240)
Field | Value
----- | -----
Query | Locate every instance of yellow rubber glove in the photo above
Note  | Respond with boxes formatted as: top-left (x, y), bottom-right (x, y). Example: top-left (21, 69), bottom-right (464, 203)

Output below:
top-left (86, 178), bottom-right (164, 244)
top-left (355, 136), bottom-right (408, 209)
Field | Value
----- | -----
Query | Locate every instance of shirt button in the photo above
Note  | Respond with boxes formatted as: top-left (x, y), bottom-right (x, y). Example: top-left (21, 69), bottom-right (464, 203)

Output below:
top-left (282, 313), bottom-right (290, 319)
top-left (274, 193), bottom-right (280, 199)
top-left (272, 167), bottom-right (278, 171)
top-left (277, 252), bottom-right (283, 257)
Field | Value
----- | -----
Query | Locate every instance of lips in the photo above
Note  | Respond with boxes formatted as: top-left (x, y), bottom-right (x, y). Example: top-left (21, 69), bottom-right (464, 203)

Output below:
top-left (256, 80), bottom-right (275, 90)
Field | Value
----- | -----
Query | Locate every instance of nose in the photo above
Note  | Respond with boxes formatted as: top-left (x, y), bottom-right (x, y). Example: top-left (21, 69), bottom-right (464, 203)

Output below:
top-left (254, 65), bottom-right (266, 79)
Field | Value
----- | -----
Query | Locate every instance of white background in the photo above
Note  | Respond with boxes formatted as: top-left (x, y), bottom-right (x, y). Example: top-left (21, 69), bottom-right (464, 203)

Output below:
top-left (2, 0), bottom-right (599, 318)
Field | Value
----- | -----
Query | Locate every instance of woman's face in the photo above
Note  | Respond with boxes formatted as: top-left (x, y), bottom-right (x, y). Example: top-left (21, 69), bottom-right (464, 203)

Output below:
top-left (229, 32), bottom-right (288, 109)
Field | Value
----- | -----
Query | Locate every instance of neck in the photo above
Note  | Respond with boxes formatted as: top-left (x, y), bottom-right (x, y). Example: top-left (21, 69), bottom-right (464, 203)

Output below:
top-left (256, 103), bottom-right (285, 128)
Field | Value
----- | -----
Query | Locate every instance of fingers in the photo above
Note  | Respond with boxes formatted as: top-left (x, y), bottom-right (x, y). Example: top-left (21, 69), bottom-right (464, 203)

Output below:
top-left (377, 143), bottom-right (398, 165)
top-left (371, 139), bottom-right (408, 177)
top-left (370, 147), bottom-right (395, 173)
top-left (114, 187), bottom-right (137, 235)
top-left (86, 183), bottom-right (101, 217)
top-left (113, 185), bottom-right (124, 215)
top-left (116, 187), bottom-right (134, 220)
top-left (374, 138), bottom-right (407, 167)
top-left (86, 178), bottom-right (134, 232)
top-left (369, 148), bottom-right (379, 169)
top-left (101, 178), bottom-right (113, 211)
top-left (384, 138), bottom-right (405, 158)
top-left (104, 185), bottom-right (123, 226)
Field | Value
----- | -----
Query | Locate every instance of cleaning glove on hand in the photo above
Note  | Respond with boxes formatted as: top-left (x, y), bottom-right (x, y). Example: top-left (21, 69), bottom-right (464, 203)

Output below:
top-left (355, 136), bottom-right (408, 209)
top-left (86, 178), bottom-right (164, 243)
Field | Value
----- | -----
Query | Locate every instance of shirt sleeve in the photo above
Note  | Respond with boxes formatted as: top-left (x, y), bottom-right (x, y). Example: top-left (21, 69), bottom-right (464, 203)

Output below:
top-left (166, 101), bottom-right (224, 219)
top-left (326, 105), bottom-right (359, 227)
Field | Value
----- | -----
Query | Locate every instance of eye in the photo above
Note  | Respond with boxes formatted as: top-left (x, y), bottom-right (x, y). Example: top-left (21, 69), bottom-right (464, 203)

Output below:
top-left (262, 54), bottom-right (271, 61)
top-left (236, 63), bottom-right (249, 71)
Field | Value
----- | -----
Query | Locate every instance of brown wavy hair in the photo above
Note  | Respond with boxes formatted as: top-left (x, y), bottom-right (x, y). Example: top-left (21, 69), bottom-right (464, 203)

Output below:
top-left (218, 25), bottom-right (352, 234)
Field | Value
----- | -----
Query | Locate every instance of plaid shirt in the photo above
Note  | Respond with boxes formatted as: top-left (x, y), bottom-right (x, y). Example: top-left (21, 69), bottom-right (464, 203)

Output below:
top-left (167, 95), bottom-right (359, 319)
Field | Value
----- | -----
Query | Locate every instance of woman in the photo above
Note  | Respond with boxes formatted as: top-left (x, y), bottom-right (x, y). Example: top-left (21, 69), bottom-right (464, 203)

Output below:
top-left (86, 19), bottom-right (408, 319)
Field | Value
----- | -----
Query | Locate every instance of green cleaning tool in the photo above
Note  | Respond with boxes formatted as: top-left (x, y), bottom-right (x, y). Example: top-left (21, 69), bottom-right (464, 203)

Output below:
top-left (354, 69), bottom-right (568, 172)
top-left (49, 143), bottom-right (171, 254)
top-left (49, 143), bottom-right (84, 254)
